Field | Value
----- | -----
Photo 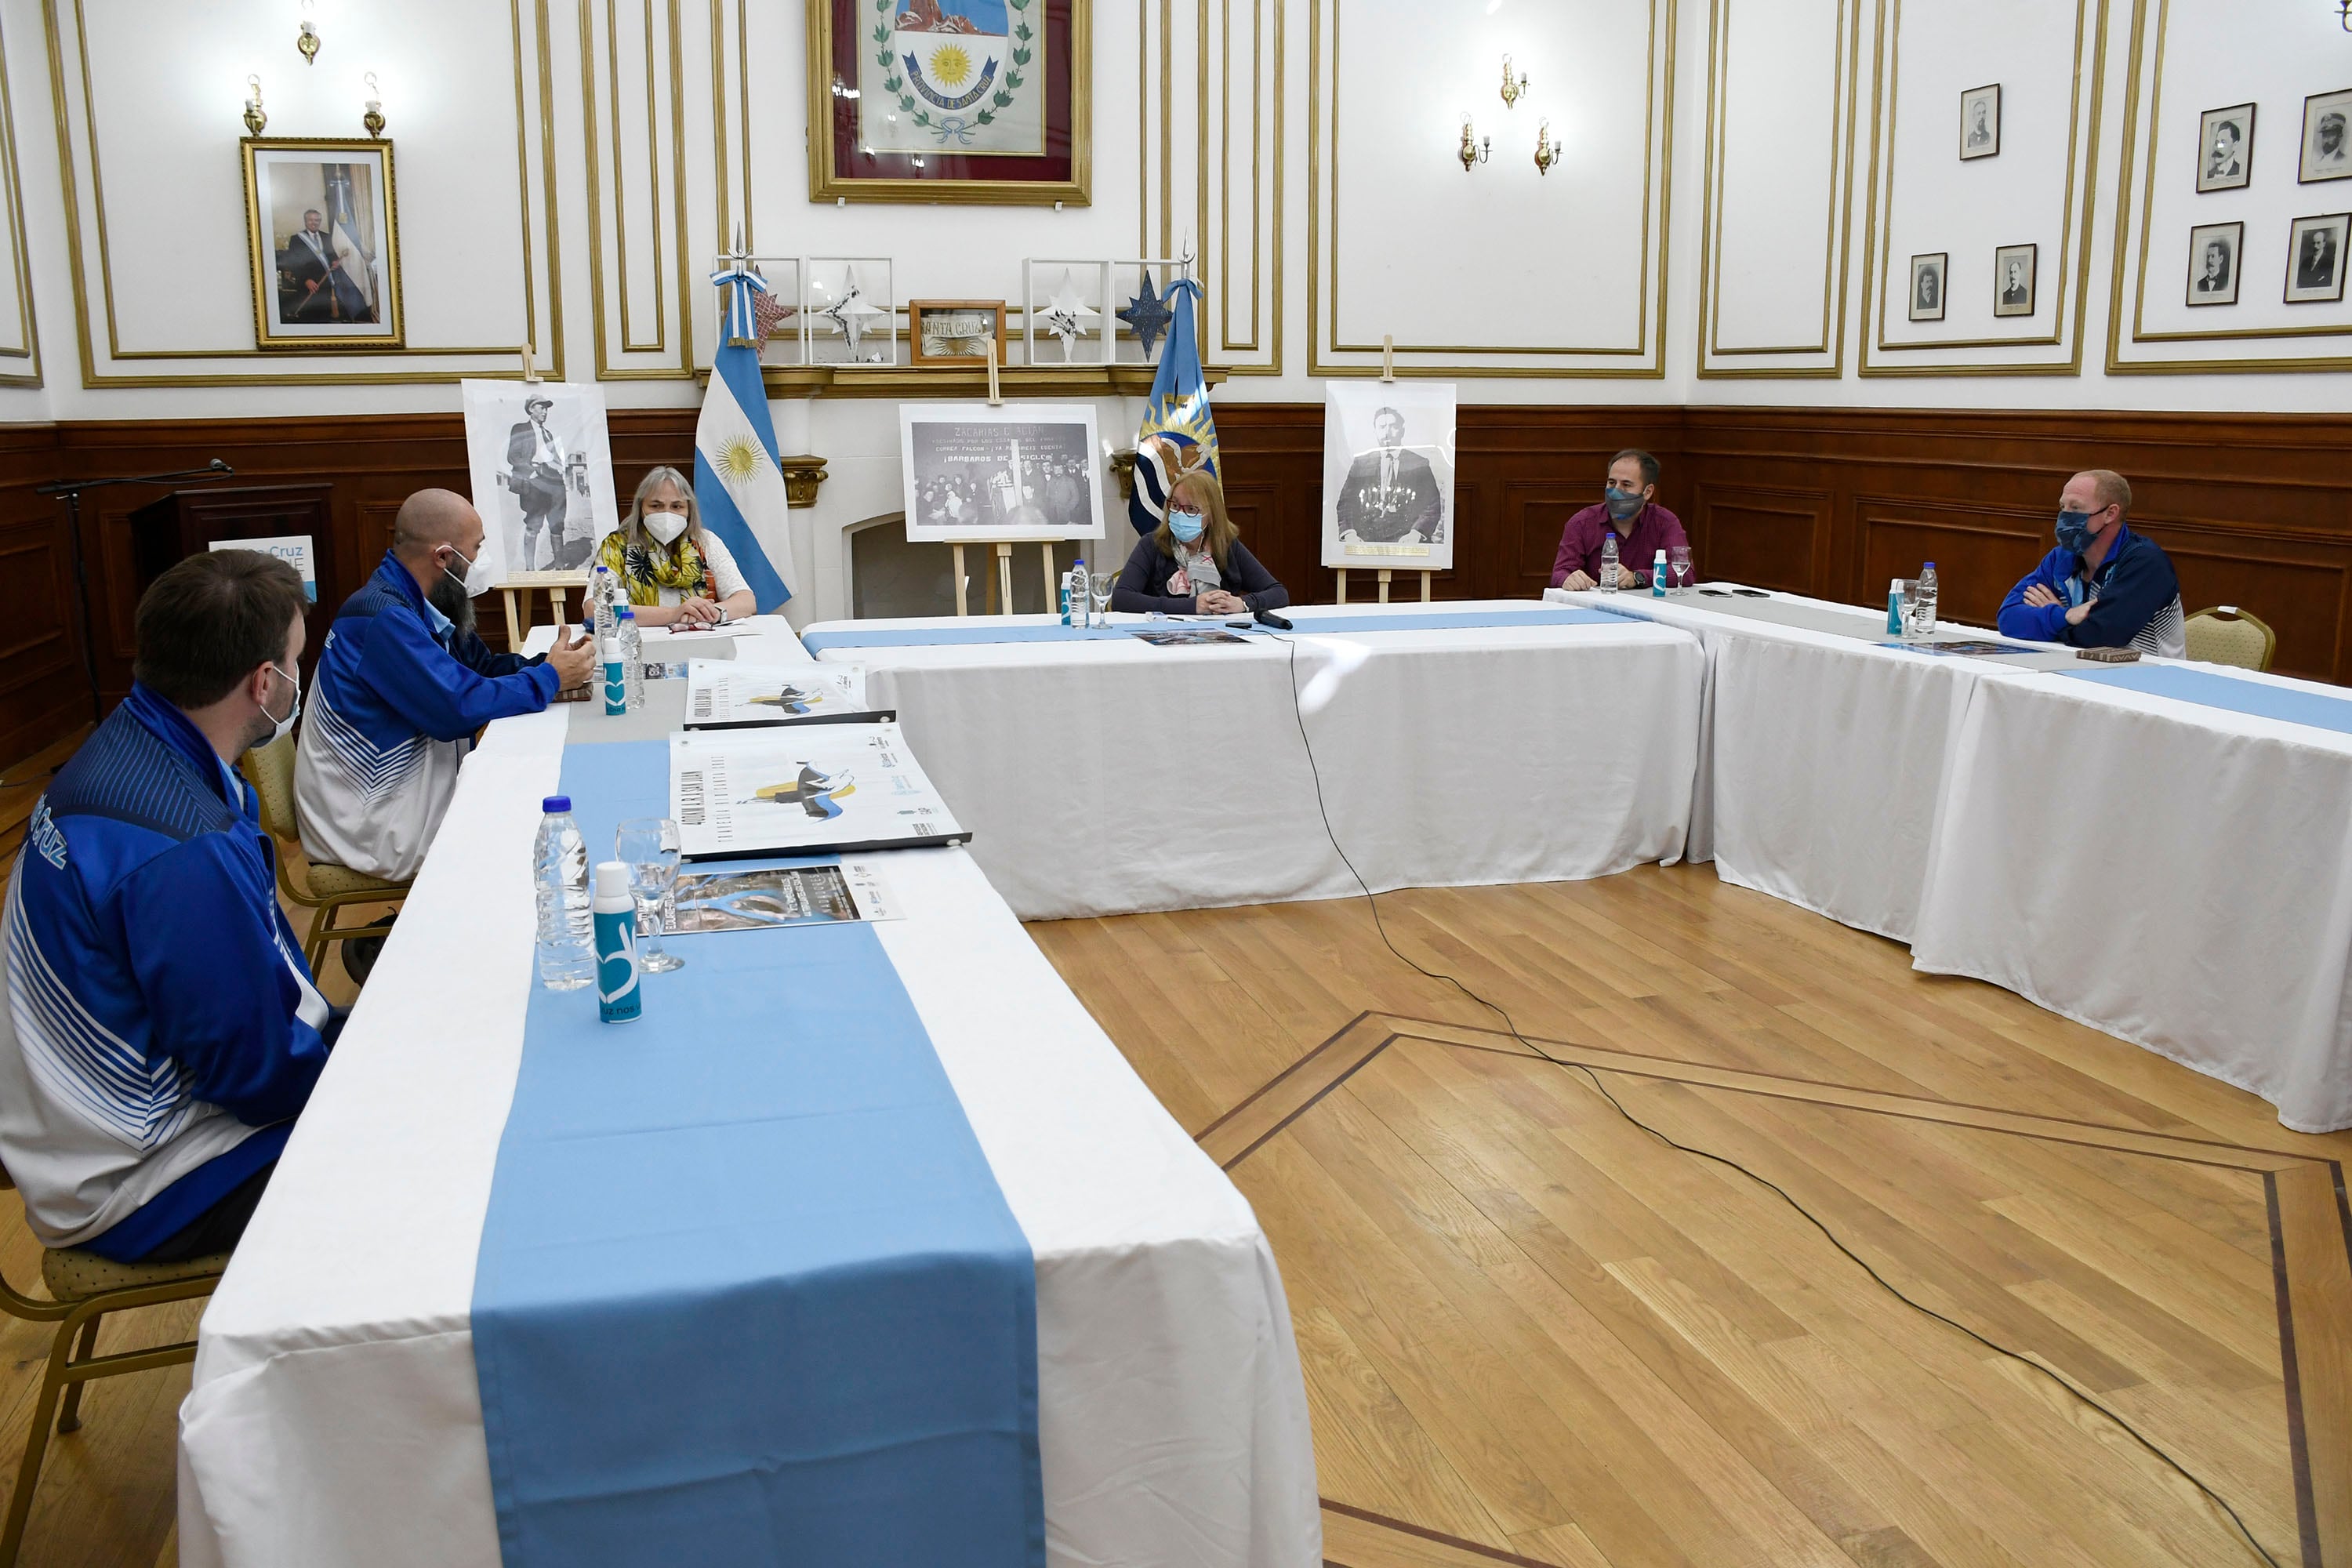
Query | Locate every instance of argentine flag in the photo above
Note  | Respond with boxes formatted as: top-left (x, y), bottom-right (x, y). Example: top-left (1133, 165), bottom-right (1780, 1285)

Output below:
top-left (696, 270), bottom-right (795, 609)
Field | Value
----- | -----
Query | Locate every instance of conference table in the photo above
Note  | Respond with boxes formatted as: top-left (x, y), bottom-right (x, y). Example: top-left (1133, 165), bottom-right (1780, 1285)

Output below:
top-left (1559, 584), bottom-right (2352, 1134)
top-left (797, 601), bottom-right (1708, 920)
top-left (176, 659), bottom-right (1323, 1566)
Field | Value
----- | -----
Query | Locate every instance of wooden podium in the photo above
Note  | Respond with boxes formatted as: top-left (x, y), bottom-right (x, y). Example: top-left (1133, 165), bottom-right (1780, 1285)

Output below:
top-left (128, 484), bottom-right (339, 678)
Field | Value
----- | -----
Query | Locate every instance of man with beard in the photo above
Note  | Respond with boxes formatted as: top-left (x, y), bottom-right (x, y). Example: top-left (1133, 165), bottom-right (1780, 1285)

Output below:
top-left (296, 489), bottom-right (594, 891)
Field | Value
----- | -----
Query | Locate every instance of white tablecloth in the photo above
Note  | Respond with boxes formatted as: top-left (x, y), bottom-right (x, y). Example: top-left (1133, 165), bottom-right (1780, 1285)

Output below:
top-left (1913, 662), bottom-right (2352, 1134)
top-left (800, 603), bottom-right (1706, 920)
top-left (177, 702), bottom-right (1322, 1566)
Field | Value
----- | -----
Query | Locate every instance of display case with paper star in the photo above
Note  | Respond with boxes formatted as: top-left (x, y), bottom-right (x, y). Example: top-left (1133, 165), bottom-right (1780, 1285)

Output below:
top-left (1020, 260), bottom-right (1109, 365)
top-left (804, 259), bottom-right (897, 367)
top-left (808, 0), bottom-right (1091, 206)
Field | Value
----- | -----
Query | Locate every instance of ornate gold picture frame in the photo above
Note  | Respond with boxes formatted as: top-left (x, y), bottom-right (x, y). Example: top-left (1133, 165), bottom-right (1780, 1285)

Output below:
top-left (242, 136), bottom-right (403, 350)
top-left (807, 0), bottom-right (1091, 206)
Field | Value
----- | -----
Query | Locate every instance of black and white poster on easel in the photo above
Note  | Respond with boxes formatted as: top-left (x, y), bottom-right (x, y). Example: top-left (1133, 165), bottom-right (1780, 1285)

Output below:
top-left (460, 379), bottom-right (621, 579)
top-left (1320, 381), bottom-right (1457, 572)
top-left (684, 660), bottom-right (882, 729)
top-left (669, 721), bottom-right (969, 862)
top-left (899, 402), bottom-right (1107, 543)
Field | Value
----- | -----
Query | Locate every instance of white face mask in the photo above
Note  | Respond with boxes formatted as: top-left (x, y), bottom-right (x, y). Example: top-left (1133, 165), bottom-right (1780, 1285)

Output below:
top-left (441, 541), bottom-right (497, 598)
top-left (261, 662), bottom-right (300, 745)
top-left (643, 510), bottom-right (688, 546)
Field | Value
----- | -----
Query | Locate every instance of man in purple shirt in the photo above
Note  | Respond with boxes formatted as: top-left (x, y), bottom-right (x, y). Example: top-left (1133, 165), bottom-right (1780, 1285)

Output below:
top-left (1548, 448), bottom-right (1693, 591)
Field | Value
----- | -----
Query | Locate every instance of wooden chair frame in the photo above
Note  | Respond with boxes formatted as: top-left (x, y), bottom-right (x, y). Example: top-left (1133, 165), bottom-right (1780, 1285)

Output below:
top-left (240, 737), bottom-right (410, 972)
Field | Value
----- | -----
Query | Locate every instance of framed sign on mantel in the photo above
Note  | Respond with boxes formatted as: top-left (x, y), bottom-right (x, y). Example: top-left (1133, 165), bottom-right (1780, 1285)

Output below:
top-left (808, 0), bottom-right (1091, 205)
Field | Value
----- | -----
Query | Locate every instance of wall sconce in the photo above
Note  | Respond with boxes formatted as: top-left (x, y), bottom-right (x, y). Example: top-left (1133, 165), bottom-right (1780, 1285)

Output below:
top-left (242, 74), bottom-right (267, 136)
top-left (296, 0), bottom-right (321, 66)
top-left (1499, 55), bottom-right (1527, 110)
top-left (362, 71), bottom-right (385, 136)
top-left (1534, 119), bottom-right (1559, 176)
top-left (1458, 115), bottom-right (1490, 172)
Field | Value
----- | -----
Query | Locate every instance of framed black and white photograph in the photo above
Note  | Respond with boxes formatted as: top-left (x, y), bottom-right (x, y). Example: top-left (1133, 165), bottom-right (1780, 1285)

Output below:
top-left (242, 138), bottom-right (401, 349)
top-left (2285, 212), bottom-right (2349, 304)
top-left (1907, 253), bottom-right (1947, 321)
top-left (2197, 103), bottom-right (2255, 193)
top-left (1992, 244), bottom-right (2038, 318)
top-left (899, 403), bottom-right (1106, 543)
top-left (2184, 221), bottom-right (2243, 307)
top-left (459, 379), bottom-right (622, 578)
top-left (908, 299), bottom-right (1007, 367)
top-left (1959, 84), bottom-right (2001, 161)
top-left (2299, 88), bottom-right (2350, 184)
top-left (1320, 381), bottom-right (1457, 572)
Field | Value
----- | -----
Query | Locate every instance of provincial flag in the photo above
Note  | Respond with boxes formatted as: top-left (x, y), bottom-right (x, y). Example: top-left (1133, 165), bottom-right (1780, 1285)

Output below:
top-left (1129, 278), bottom-right (1219, 534)
top-left (697, 269), bottom-right (796, 609)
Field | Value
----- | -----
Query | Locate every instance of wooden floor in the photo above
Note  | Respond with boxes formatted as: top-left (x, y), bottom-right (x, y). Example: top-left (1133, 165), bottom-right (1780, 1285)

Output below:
top-left (1033, 866), bottom-right (2352, 1568)
top-left (0, 860), bottom-right (2343, 1566)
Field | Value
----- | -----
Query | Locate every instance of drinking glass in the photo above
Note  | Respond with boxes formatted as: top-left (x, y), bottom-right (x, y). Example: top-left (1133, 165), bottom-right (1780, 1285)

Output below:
top-left (1668, 546), bottom-right (1693, 594)
top-left (614, 816), bottom-right (685, 973)
top-left (1087, 568), bottom-right (1116, 628)
top-left (1898, 579), bottom-right (1933, 641)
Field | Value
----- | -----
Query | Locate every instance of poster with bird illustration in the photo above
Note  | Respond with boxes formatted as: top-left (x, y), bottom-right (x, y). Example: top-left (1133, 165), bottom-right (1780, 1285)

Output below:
top-left (670, 721), bottom-right (968, 860)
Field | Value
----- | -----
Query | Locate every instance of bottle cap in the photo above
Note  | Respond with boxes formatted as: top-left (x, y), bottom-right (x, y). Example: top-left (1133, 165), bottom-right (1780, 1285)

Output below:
top-left (1925, 561), bottom-right (1936, 568)
top-left (619, 606), bottom-right (635, 619)
top-left (543, 795), bottom-right (571, 813)
top-left (593, 861), bottom-right (631, 898)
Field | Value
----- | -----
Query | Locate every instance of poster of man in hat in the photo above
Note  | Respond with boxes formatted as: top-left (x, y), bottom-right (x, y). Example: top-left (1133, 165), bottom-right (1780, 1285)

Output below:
top-left (459, 379), bottom-right (622, 582)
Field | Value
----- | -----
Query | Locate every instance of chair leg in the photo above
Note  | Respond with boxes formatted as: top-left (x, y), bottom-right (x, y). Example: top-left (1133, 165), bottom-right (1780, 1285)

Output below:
top-left (0, 1314), bottom-right (82, 1568)
top-left (305, 901), bottom-right (340, 974)
top-left (54, 1314), bottom-right (102, 1434)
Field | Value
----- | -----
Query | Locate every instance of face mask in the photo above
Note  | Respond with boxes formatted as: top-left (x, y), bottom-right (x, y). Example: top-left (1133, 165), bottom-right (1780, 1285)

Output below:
top-left (1167, 508), bottom-right (1206, 544)
top-left (2055, 508), bottom-right (2098, 555)
top-left (1604, 485), bottom-right (1644, 521)
top-left (643, 510), bottom-right (688, 546)
top-left (441, 542), bottom-right (497, 598)
top-left (260, 662), bottom-right (300, 745)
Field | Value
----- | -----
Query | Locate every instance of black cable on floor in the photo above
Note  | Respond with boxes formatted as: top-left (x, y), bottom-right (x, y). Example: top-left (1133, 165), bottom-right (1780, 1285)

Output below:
top-left (1261, 630), bottom-right (2283, 1568)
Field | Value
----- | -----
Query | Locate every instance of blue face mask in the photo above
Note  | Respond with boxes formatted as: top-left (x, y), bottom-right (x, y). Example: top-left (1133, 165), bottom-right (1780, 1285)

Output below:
top-left (2055, 508), bottom-right (2098, 555)
top-left (1167, 507), bottom-right (1206, 544)
top-left (1604, 485), bottom-right (1644, 521)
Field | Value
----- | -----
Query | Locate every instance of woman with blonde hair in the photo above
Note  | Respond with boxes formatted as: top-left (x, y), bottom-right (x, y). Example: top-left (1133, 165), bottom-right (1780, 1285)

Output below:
top-left (1109, 470), bottom-right (1288, 616)
top-left (593, 466), bottom-right (757, 626)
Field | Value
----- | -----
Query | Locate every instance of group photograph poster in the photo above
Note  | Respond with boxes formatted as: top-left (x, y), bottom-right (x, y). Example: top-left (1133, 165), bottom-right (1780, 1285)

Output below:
top-left (460, 379), bottom-right (622, 579)
top-left (900, 402), bottom-right (1106, 542)
top-left (1321, 382), bottom-right (1457, 572)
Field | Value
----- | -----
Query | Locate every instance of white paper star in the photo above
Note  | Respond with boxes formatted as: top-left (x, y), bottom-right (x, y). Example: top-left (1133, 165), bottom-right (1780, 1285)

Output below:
top-left (1040, 268), bottom-right (1098, 354)
top-left (819, 270), bottom-right (887, 361)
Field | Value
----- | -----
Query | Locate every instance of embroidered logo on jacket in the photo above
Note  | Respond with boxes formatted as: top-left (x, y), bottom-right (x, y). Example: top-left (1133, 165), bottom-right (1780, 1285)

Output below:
top-left (27, 800), bottom-right (65, 869)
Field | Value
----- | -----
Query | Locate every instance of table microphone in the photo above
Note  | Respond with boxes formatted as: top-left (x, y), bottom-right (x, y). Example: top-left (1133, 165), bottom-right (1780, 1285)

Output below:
top-left (1254, 608), bottom-right (1294, 630)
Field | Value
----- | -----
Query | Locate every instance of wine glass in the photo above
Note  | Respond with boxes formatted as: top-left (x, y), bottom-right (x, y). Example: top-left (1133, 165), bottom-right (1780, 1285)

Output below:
top-left (614, 816), bottom-right (684, 973)
top-left (1668, 546), bottom-right (1693, 594)
top-left (1088, 568), bottom-right (1116, 628)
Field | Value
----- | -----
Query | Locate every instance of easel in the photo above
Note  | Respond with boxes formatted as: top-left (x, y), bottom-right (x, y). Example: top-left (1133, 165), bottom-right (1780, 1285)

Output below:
top-left (1334, 336), bottom-right (1433, 607)
top-left (951, 337), bottom-right (1062, 617)
top-left (492, 342), bottom-right (590, 640)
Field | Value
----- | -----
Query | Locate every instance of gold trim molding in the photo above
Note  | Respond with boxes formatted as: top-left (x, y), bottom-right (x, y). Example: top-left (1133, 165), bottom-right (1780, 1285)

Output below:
top-left (0, 14), bottom-right (40, 387)
top-left (581, 0), bottom-right (695, 380)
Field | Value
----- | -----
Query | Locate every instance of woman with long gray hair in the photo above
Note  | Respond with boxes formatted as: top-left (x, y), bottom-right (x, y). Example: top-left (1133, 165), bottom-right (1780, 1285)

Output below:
top-left (593, 466), bottom-right (757, 626)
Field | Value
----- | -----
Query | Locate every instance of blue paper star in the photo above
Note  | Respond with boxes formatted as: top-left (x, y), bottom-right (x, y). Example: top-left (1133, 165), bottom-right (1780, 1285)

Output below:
top-left (1117, 272), bottom-right (1174, 357)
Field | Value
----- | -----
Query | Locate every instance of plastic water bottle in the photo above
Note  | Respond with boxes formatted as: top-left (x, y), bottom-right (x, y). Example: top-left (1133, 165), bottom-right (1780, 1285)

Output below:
top-left (1599, 532), bottom-right (1621, 593)
top-left (1652, 549), bottom-right (1668, 597)
top-left (592, 566), bottom-right (619, 643)
top-left (1918, 561), bottom-right (1939, 632)
top-left (618, 607), bottom-right (644, 709)
top-left (534, 797), bottom-right (593, 990)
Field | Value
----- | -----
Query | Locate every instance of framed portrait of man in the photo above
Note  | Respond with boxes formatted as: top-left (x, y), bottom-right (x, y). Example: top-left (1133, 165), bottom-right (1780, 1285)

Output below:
top-left (1320, 382), bottom-right (1457, 573)
top-left (459, 380), bottom-right (622, 579)
top-left (2284, 212), bottom-right (2349, 304)
top-left (2196, 103), bottom-right (2254, 193)
top-left (1907, 253), bottom-right (1947, 321)
top-left (1959, 84), bottom-right (2001, 161)
top-left (2184, 221), bottom-right (2243, 307)
top-left (808, 0), bottom-right (1091, 205)
top-left (2299, 89), bottom-right (2350, 184)
top-left (1992, 244), bottom-right (2037, 318)
top-left (242, 138), bottom-right (401, 349)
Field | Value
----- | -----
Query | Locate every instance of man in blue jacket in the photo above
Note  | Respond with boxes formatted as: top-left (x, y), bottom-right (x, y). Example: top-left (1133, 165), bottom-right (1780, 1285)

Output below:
top-left (296, 488), bottom-right (594, 881)
top-left (1996, 469), bottom-right (2186, 659)
top-left (0, 551), bottom-right (336, 1260)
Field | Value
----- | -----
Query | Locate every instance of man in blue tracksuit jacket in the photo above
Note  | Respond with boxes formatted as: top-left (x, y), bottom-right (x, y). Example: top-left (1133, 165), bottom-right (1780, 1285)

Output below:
top-left (1996, 468), bottom-right (2186, 659)
top-left (296, 488), bottom-right (595, 881)
top-left (0, 552), bottom-right (337, 1260)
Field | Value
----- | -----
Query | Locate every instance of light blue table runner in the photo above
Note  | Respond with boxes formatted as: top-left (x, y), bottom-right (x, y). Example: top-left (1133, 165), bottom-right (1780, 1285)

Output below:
top-left (800, 604), bottom-right (1624, 653)
top-left (2060, 663), bottom-right (2352, 738)
top-left (470, 738), bottom-right (1044, 1567)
